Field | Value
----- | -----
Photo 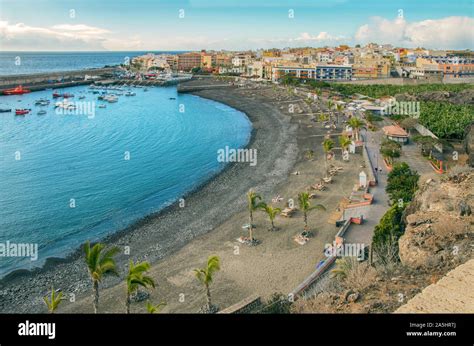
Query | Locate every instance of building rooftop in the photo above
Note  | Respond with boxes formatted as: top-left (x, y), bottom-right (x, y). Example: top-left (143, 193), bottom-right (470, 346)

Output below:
top-left (383, 125), bottom-right (408, 138)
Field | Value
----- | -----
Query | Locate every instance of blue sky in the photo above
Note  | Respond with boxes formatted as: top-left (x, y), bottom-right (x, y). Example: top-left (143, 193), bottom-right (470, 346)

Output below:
top-left (0, 0), bottom-right (473, 50)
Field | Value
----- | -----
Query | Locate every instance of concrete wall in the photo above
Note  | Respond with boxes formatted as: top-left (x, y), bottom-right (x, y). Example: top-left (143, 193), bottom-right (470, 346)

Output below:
top-left (414, 123), bottom-right (443, 153)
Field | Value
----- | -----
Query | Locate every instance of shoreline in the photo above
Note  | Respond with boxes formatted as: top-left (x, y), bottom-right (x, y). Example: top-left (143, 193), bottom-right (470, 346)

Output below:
top-left (0, 79), bottom-right (300, 313)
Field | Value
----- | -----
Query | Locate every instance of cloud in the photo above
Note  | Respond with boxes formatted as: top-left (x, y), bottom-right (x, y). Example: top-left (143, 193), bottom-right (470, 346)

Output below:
top-left (0, 21), bottom-right (142, 51)
top-left (355, 16), bottom-right (474, 49)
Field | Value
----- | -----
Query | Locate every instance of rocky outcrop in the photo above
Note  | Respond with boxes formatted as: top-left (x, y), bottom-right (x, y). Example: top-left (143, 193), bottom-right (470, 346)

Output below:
top-left (395, 259), bottom-right (474, 313)
top-left (399, 169), bottom-right (474, 269)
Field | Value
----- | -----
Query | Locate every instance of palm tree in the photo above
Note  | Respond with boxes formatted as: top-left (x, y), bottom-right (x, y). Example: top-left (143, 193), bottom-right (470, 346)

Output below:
top-left (260, 203), bottom-right (281, 232)
top-left (330, 257), bottom-right (356, 280)
top-left (43, 286), bottom-right (63, 314)
top-left (297, 192), bottom-right (326, 231)
top-left (335, 104), bottom-right (344, 124)
top-left (126, 260), bottom-right (155, 314)
top-left (246, 189), bottom-right (265, 241)
top-left (327, 99), bottom-right (334, 121)
top-left (339, 135), bottom-right (352, 159)
top-left (194, 255), bottom-right (221, 312)
top-left (84, 241), bottom-right (120, 313)
top-left (348, 117), bottom-right (364, 141)
top-left (146, 301), bottom-right (166, 314)
top-left (322, 138), bottom-right (335, 176)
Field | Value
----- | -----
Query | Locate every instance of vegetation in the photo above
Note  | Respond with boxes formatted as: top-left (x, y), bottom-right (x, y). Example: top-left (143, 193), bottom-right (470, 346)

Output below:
top-left (280, 73), bottom-right (299, 86)
top-left (246, 190), bottom-right (265, 241)
top-left (322, 138), bottom-right (335, 175)
top-left (386, 162), bottom-right (420, 204)
top-left (330, 83), bottom-right (474, 99)
top-left (412, 135), bottom-right (441, 156)
top-left (43, 286), bottom-right (63, 314)
top-left (126, 260), bottom-right (155, 314)
top-left (371, 162), bottom-right (419, 266)
top-left (146, 301), bottom-right (166, 314)
top-left (338, 135), bottom-right (351, 152)
top-left (260, 203), bottom-right (282, 232)
top-left (380, 139), bottom-right (401, 165)
top-left (418, 102), bottom-right (474, 139)
top-left (84, 241), bottom-right (120, 313)
top-left (372, 204), bottom-right (405, 266)
top-left (194, 255), bottom-right (221, 312)
top-left (348, 117), bottom-right (364, 141)
top-left (297, 192), bottom-right (325, 231)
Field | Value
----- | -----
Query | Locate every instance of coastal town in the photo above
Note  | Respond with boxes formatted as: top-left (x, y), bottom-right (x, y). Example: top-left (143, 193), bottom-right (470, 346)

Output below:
top-left (127, 45), bottom-right (473, 82)
top-left (1, 42), bottom-right (473, 317)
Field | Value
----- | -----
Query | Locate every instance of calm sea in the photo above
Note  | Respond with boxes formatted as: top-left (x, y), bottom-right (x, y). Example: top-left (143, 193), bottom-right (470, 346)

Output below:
top-left (0, 51), bottom-right (184, 76)
top-left (0, 84), bottom-right (252, 276)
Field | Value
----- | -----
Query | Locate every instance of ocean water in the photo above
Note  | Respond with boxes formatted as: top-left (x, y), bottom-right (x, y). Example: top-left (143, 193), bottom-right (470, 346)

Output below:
top-left (0, 85), bottom-right (252, 276)
top-left (0, 51), bottom-right (184, 76)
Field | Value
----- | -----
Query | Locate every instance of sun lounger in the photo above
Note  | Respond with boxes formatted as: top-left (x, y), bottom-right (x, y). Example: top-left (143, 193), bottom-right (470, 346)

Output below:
top-left (311, 182), bottom-right (326, 191)
top-left (294, 234), bottom-right (309, 245)
top-left (281, 207), bottom-right (296, 217)
top-left (323, 176), bottom-right (332, 183)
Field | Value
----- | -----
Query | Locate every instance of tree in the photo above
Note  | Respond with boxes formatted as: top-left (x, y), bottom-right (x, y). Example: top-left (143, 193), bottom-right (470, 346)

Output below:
top-left (372, 204), bottom-right (405, 265)
top-left (322, 138), bottom-right (335, 176)
top-left (400, 117), bottom-right (418, 135)
top-left (194, 255), bottom-right (221, 312)
top-left (246, 189), bottom-right (265, 241)
top-left (327, 100), bottom-right (334, 123)
top-left (330, 257), bottom-right (356, 280)
top-left (412, 135), bottom-right (439, 156)
top-left (348, 117), bottom-right (364, 141)
top-left (297, 192), bottom-right (326, 231)
top-left (43, 286), bottom-right (64, 314)
top-left (386, 162), bottom-right (419, 203)
top-left (380, 139), bottom-right (401, 165)
top-left (260, 203), bottom-right (281, 232)
top-left (126, 260), bottom-right (155, 314)
top-left (339, 135), bottom-right (352, 158)
top-left (146, 301), bottom-right (166, 314)
top-left (84, 241), bottom-right (120, 313)
top-left (335, 103), bottom-right (344, 124)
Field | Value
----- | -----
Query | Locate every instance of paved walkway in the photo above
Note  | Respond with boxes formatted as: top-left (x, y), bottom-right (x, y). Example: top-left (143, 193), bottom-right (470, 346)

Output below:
top-left (343, 128), bottom-right (390, 245)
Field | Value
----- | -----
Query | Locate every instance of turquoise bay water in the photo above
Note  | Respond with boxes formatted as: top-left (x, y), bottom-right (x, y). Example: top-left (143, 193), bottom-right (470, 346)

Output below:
top-left (0, 85), bottom-right (251, 276)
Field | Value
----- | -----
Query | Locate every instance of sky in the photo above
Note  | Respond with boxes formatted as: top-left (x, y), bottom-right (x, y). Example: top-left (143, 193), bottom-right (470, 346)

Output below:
top-left (0, 0), bottom-right (473, 51)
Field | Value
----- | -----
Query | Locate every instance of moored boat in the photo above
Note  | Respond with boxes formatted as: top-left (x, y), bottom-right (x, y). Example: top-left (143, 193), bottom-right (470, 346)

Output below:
top-left (15, 109), bottom-right (30, 115)
top-left (3, 85), bottom-right (31, 95)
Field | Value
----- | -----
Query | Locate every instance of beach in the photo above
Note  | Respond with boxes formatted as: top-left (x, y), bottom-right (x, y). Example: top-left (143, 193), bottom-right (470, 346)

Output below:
top-left (0, 78), bottom-right (363, 313)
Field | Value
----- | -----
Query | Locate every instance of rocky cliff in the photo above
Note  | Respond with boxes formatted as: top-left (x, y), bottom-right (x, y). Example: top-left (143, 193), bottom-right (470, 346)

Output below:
top-left (399, 169), bottom-right (473, 269)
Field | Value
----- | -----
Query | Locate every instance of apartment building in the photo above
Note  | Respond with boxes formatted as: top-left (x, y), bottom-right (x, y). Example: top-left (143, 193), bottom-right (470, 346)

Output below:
top-left (272, 63), bottom-right (352, 81)
top-left (177, 52), bottom-right (202, 71)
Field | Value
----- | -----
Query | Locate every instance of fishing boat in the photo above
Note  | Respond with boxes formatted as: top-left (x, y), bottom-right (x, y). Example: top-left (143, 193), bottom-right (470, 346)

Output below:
top-left (125, 91), bottom-right (136, 96)
top-left (0, 108), bottom-right (12, 113)
top-left (54, 100), bottom-right (76, 110)
top-left (15, 109), bottom-right (30, 115)
top-left (3, 85), bottom-right (31, 95)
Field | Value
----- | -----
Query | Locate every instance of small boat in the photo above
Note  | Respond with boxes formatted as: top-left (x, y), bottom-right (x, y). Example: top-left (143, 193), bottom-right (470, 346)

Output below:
top-left (78, 96), bottom-right (86, 99)
top-left (98, 104), bottom-right (106, 108)
top-left (0, 108), bottom-right (12, 113)
top-left (35, 99), bottom-right (50, 106)
top-left (3, 85), bottom-right (31, 95)
top-left (143, 88), bottom-right (148, 92)
top-left (125, 91), bottom-right (136, 96)
top-left (37, 110), bottom-right (47, 115)
top-left (15, 109), bottom-right (30, 115)
top-left (169, 97), bottom-right (176, 100)
top-left (63, 93), bottom-right (74, 98)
